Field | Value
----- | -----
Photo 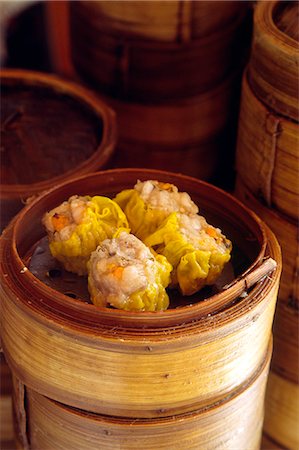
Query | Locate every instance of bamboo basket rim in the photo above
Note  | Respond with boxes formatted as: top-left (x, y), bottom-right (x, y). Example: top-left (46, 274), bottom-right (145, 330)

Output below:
top-left (0, 169), bottom-right (281, 331)
top-left (0, 69), bottom-right (117, 197)
top-left (71, 1), bottom-right (247, 50)
top-left (256, 1), bottom-right (299, 50)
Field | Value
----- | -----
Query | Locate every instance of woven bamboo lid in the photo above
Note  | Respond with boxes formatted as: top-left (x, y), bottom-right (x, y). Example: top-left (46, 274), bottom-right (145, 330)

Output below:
top-left (0, 69), bottom-right (116, 231)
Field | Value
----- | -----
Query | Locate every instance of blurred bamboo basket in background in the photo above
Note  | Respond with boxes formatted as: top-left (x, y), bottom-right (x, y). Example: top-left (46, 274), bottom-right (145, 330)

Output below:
top-left (235, 2), bottom-right (299, 448)
top-left (248, 1), bottom-right (299, 122)
top-left (0, 69), bottom-right (117, 232)
top-left (67, 0), bottom-right (252, 185)
top-left (236, 71), bottom-right (299, 221)
top-left (0, 169), bottom-right (281, 448)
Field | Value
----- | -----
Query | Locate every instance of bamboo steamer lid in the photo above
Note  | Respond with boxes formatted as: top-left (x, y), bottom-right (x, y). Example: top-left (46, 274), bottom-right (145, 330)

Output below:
top-left (70, 1), bottom-right (248, 101)
top-left (235, 70), bottom-right (299, 221)
top-left (13, 345), bottom-right (271, 450)
top-left (76, 1), bottom-right (246, 42)
top-left (248, 1), bottom-right (299, 122)
top-left (235, 178), bottom-right (298, 308)
top-left (0, 69), bottom-right (116, 232)
top-left (0, 169), bottom-right (281, 418)
top-left (106, 73), bottom-right (236, 180)
top-left (264, 371), bottom-right (299, 450)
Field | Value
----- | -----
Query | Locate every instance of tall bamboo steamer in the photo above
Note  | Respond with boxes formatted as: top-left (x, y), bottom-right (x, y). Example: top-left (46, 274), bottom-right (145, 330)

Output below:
top-left (13, 345), bottom-right (271, 450)
top-left (106, 73), bottom-right (236, 180)
top-left (248, 1), bottom-right (299, 122)
top-left (0, 69), bottom-right (117, 232)
top-left (0, 169), bottom-right (281, 420)
top-left (235, 178), bottom-right (298, 308)
top-left (69, 1), bottom-right (248, 102)
top-left (78, 1), bottom-right (246, 42)
top-left (235, 70), bottom-right (299, 222)
top-left (263, 371), bottom-right (299, 450)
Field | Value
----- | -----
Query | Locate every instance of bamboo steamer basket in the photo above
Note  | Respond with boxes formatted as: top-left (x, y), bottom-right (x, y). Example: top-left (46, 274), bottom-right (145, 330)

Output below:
top-left (264, 371), bottom-right (299, 450)
top-left (13, 344), bottom-right (271, 450)
top-left (106, 73), bottom-right (236, 180)
top-left (0, 354), bottom-right (14, 448)
top-left (248, 1), bottom-right (299, 122)
top-left (271, 303), bottom-right (299, 384)
top-left (261, 433), bottom-right (285, 450)
top-left (70, 1), bottom-right (248, 101)
top-left (235, 70), bottom-right (299, 221)
top-left (78, 1), bottom-right (246, 43)
top-left (0, 69), bottom-right (116, 232)
top-left (235, 178), bottom-right (298, 308)
top-left (0, 169), bottom-right (281, 419)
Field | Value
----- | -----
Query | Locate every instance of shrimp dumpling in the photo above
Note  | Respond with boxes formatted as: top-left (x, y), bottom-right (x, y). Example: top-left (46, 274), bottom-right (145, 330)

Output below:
top-left (42, 195), bottom-right (129, 275)
top-left (114, 180), bottom-right (198, 240)
top-left (88, 232), bottom-right (172, 311)
top-left (144, 212), bottom-right (232, 296)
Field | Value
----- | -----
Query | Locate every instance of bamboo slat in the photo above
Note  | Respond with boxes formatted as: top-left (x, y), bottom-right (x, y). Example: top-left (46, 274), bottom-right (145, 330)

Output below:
top-left (0, 69), bottom-right (116, 232)
top-left (264, 371), bottom-right (299, 450)
top-left (106, 73), bottom-right (236, 180)
top-left (235, 178), bottom-right (298, 308)
top-left (0, 169), bottom-right (281, 419)
top-left (235, 71), bottom-right (299, 221)
top-left (248, 1), bottom-right (299, 122)
top-left (13, 345), bottom-right (271, 450)
top-left (261, 433), bottom-right (285, 450)
top-left (70, 1), bottom-right (248, 101)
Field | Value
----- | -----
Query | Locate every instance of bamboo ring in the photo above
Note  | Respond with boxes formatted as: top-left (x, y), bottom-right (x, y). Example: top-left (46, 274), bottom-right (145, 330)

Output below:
top-left (0, 169), bottom-right (281, 418)
top-left (248, 1), bottom-right (299, 122)
top-left (13, 344), bottom-right (271, 450)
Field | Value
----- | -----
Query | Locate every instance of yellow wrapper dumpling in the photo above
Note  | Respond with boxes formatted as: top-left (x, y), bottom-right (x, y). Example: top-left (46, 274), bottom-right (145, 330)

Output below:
top-left (114, 180), bottom-right (198, 241)
top-left (42, 195), bottom-right (129, 275)
top-left (144, 212), bottom-right (232, 296)
top-left (87, 232), bottom-right (172, 311)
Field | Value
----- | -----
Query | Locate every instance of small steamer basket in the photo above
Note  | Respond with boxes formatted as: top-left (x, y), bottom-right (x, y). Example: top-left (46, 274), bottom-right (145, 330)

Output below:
top-left (0, 169), bottom-right (281, 420)
top-left (0, 69), bottom-right (116, 231)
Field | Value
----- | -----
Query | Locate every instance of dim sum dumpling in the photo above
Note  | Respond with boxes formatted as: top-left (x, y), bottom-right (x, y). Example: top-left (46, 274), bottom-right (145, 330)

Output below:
top-left (88, 232), bottom-right (172, 311)
top-left (42, 195), bottom-right (129, 275)
top-left (114, 180), bottom-right (198, 240)
top-left (144, 212), bottom-right (232, 295)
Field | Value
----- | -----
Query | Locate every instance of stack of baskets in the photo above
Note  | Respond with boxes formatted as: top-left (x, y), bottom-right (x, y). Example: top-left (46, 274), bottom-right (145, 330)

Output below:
top-left (0, 69), bottom-right (117, 450)
top-left (234, 2), bottom-right (299, 448)
top-left (69, 1), bottom-right (251, 184)
top-left (0, 169), bottom-right (281, 449)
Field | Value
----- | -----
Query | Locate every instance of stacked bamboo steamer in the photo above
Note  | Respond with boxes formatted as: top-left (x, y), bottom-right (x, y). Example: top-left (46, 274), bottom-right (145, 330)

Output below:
top-left (69, 1), bottom-right (251, 183)
top-left (0, 169), bottom-right (281, 449)
top-left (0, 69), bottom-right (117, 450)
top-left (234, 2), bottom-right (299, 449)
